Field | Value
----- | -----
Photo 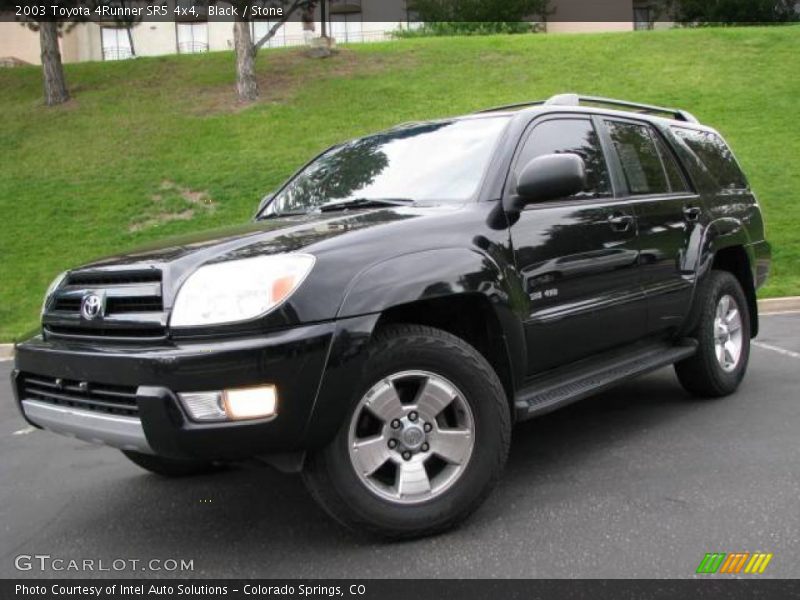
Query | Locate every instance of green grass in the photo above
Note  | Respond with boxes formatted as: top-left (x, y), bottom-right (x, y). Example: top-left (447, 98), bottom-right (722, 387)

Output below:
top-left (1, 26), bottom-right (799, 341)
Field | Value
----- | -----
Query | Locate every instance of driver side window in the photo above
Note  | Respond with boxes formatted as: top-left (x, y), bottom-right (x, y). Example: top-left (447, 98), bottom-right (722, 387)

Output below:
top-left (515, 118), bottom-right (612, 200)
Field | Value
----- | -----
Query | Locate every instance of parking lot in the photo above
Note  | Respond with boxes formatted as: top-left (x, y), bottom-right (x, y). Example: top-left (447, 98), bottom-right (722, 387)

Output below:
top-left (1, 313), bottom-right (798, 579)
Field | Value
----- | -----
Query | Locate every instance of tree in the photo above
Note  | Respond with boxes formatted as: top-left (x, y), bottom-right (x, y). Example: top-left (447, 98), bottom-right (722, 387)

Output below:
top-left (36, 21), bottom-right (71, 106)
top-left (226, 0), bottom-right (319, 103)
top-left (17, 1), bottom-right (154, 106)
top-left (661, 0), bottom-right (799, 23)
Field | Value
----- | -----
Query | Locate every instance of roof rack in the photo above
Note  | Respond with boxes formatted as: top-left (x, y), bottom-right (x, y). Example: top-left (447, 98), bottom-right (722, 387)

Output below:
top-left (477, 93), bottom-right (699, 123)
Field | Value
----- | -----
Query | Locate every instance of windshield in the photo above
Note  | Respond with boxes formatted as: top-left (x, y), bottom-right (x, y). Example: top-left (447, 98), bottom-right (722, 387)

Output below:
top-left (265, 116), bottom-right (510, 216)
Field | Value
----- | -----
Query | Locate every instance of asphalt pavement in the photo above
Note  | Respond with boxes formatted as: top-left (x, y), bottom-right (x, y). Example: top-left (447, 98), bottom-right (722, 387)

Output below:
top-left (1, 313), bottom-right (798, 579)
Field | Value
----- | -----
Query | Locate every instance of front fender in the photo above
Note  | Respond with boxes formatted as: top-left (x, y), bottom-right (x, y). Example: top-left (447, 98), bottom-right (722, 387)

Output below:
top-left (337, 247), bottom-right (512, 317)
top-left (338, 247), bottom-right (525, 379)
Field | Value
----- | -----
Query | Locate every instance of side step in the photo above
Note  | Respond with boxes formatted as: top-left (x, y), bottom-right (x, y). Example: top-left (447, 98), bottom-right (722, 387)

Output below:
top-left (514, 339), bottom-right (698, 421)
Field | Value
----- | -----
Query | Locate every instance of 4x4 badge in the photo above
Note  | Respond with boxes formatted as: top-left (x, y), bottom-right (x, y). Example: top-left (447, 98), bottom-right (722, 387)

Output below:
top-left (80, 294), bottom-right (104, 320)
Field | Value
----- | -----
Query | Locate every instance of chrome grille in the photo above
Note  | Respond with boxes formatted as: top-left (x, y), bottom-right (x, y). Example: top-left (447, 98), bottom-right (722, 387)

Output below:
top-left (43, 268), bottom-right (167, 341)
top-left (19, 373), bottom-right (139, 416)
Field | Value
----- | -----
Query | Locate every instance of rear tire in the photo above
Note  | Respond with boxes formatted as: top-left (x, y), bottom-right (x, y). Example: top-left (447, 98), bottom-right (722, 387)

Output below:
top-left (122, 450), bottom-right (222, 477)
top-left (302, 324), bottom-right (511, 539)
top-left (675, 270), bottom-right (751, 398)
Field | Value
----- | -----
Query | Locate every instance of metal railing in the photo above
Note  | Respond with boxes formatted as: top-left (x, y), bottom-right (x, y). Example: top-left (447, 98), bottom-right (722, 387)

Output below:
top-left (102, 46), bottom-right (133, 61)
top-left (177, 41), bottom-right (209, 54)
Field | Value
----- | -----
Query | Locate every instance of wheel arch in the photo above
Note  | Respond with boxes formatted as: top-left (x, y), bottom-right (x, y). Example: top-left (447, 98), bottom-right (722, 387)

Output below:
top-left (374, 293), bottom-right (518, 414)
top-left (711, 245), bottom-right (759, 338)
top-left (689, 218), bottom-right (759, 338)
top-left (303, 248), bottom-right (528, 434)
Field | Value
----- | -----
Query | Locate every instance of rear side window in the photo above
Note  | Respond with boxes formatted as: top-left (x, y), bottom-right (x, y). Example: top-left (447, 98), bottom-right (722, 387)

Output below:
top-left (516, 118), bottom-right (612, 199)
top-left (673, 128), bottom-right (748, 190)
top-left (605, 120), bottom-right (669, 195)
top-left (652, 132), bottom-right (691, 194)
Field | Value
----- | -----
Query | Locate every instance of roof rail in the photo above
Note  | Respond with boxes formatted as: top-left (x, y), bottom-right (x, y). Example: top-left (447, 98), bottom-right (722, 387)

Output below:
top-left (477, 93), bottom-right (699, 123)
top-left (474, 100), bottom-right (547, 114)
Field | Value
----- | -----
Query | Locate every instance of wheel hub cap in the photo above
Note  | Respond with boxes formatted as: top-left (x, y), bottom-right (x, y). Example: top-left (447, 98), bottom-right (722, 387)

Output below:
top-left (400, 422), bottom-right (426, 451)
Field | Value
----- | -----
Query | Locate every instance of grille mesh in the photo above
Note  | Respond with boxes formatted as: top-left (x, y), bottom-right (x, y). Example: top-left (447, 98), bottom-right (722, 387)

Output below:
top-left (20, 373), bottom-right (139, 416)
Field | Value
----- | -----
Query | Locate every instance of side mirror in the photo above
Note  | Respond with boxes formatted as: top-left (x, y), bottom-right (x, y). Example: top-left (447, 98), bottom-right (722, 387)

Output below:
top-left (254, 192), bottom-right (275, 219)
top-left (511, 153), bottom-right (586, 208)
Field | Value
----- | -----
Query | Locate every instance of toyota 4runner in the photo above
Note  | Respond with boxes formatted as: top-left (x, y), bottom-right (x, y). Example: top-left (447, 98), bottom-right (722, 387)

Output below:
top-left (12, 94), bottom-right (771, 538)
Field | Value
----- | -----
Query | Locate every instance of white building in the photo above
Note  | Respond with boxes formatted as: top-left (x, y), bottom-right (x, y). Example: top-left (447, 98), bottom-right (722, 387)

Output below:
top-left (0, 0), bottom-right (664, 65)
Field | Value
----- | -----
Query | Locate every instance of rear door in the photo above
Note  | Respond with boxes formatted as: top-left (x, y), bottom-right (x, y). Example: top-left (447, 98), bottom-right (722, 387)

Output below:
top-left (599, 118), bottom-right (699, 335)
top-left (506, 115), bottom-right (646, 376)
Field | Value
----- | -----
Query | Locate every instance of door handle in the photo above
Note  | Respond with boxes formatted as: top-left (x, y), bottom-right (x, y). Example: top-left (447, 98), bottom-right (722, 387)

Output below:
top-left (608, 213), bottom-right (634, 232)
top-left (683, 206), bottom-right (702, 221)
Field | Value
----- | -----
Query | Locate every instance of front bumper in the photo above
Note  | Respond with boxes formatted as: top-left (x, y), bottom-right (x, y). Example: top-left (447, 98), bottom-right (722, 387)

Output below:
top-left (12, 322), bottom-right (338, 460)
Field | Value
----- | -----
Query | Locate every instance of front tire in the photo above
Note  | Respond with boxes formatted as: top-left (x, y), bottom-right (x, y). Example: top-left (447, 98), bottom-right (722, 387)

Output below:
top-left (303, 324), bottom-right (511, 539)
top-left (675, 270), bottom-right (751, 398)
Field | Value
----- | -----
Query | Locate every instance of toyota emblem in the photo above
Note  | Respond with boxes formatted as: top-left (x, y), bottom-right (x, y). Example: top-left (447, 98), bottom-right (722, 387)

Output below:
top-left (80, 294), bottom-right (104, 320)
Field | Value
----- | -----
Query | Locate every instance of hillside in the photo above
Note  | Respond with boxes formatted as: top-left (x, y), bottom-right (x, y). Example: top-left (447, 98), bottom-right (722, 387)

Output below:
top-left (1, 26), bottom-right (798, 340)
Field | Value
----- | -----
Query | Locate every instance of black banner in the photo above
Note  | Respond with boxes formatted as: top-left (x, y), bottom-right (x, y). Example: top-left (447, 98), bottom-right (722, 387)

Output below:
top-left (5, 580), bottom-right (800, 600)
top-left (2, 0), bottom-right (799, 23)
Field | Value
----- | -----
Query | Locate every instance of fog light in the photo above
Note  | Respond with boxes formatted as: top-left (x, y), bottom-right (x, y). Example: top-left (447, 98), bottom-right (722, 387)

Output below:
top-left (178, 385), bottom-right (278, 422)
top-left (178, 391), bottom-right (226, 422)
top-left (223, 385), bottom-right (278, 421)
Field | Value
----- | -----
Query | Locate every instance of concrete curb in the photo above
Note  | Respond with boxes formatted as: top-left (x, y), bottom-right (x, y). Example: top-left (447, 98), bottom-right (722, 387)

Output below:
top-left (758, 296), bottom-right (800, 315)
top-left (0, 297), bottom-right (797, 359)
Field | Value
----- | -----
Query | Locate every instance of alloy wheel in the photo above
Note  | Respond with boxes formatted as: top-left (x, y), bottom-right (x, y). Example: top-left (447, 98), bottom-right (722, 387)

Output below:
top-left (347, 370), bottom-right (475, 505)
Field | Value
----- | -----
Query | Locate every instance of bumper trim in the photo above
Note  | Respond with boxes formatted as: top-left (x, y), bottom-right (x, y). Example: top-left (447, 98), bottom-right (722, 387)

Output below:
top-left (21, 399), bottom-right (153, 454)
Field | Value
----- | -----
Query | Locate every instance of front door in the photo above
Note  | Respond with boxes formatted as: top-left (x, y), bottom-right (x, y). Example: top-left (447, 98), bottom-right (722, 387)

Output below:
top-left (507, 116), bottom-right (646, 376)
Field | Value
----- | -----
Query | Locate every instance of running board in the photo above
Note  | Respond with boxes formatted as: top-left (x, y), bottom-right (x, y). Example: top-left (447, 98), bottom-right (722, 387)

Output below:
top-left (514, 340), bottom-right (698, 421)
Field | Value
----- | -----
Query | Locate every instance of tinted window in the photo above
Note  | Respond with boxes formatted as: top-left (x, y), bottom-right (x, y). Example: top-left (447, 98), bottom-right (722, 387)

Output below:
top-left (653, 132), bottom-right (691, 193)
top-left (516, 119), bottom-right (611, 199)
top-left (269, 116), bottom-right (510, 215)
top-left (606, 120), bottom-right (669, 195)
top-left (673, 128), bottom-right (748, 190)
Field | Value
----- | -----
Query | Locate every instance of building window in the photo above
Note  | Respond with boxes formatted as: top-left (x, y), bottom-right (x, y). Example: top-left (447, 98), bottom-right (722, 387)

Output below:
top-left (634, 7), bottom-right (654, 30)
top-left (101, 27), bottom-right (133, 61)
top-left (176, 22), bottom-right (208, 53)
top-left (330, 13), bottom-right (363, 43)
top-left (252, 19), bottom-right (287, 48)
top-left (328, 0), bottom-right (364, 42)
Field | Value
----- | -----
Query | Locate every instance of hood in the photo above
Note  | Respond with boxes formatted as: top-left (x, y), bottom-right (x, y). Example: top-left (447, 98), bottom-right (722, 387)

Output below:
top-left (68, 205), bottom-right (469, 309)
top-left (76, 207), bottom-right (426, 273)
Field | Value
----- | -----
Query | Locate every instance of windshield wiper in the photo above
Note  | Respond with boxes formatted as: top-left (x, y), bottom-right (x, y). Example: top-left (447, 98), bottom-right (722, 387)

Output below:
top-left (317, 198), bottom-right (414, 212)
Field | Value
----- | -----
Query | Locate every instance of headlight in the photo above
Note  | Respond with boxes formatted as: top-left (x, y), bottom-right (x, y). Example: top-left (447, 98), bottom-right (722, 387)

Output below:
top-left (170, 254), bottom-right (315, 328)
top-left (41, 271), bottom-right (67, 315)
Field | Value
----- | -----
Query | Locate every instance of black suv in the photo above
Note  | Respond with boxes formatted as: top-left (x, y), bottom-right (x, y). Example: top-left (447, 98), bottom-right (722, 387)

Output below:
top-left (12, 94), bottom-right (770, 538)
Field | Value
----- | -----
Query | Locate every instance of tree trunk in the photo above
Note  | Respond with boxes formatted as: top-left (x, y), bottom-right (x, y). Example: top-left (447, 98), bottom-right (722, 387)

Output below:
top-left (126, 26), bottom-right (136, 57)
top-left (39, 21), bottom-right (69, 106)
top-left (233, 19), bottom-right (258, 102)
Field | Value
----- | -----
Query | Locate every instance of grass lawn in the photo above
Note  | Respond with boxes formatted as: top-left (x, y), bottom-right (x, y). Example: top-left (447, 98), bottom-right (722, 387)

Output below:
top-left (1, 26), bottom-right (799, 341)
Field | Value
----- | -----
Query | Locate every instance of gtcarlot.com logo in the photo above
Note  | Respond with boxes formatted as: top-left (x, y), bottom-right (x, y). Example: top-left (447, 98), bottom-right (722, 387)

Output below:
top-left (696, 552), bottom-right (773, 575)
top-left (15, 554), bottom-right (194, 572)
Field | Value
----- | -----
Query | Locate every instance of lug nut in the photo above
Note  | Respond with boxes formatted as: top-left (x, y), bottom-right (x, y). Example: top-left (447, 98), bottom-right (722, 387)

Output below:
top-left (421, 443), bottom-right (429, 452)
top-left (408, 411), bottom-right (418, 422)
top-left (391, 419), bottom-right (401, 429)
top-left (388, 439), bottom-right (398, 449)
top-left (402, 451), bottom-right (412, 461)
top-left (423, 422), bottom-right (433, 432)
